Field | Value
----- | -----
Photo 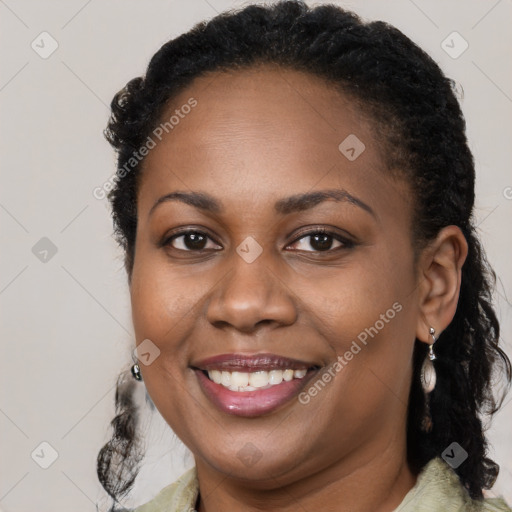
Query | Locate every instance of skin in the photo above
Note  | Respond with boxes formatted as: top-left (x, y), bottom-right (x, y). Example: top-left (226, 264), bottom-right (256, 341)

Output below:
top-left (129, 65), bottom-right (468, 511)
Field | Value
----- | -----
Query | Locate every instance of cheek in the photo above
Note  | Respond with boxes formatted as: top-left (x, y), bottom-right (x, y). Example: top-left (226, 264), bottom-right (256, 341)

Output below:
top-left (305, 249), bottom-right (417, 413)
top-left (129, 256), bottom-right (205, 424)
top-left (306, 252), bottom-right (410, 338)
top-left (130, 241), bottom-right (205, 341)
top-left (129, 251), bottom-right (209, 404)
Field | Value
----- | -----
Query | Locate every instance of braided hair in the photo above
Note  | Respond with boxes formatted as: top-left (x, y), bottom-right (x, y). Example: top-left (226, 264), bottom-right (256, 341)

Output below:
top-left (97, 1), bottom-right (511, 508)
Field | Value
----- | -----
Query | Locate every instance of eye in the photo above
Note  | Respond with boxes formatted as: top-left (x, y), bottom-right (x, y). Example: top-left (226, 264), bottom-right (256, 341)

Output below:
top-left (163, 230), bottom-right (222, 252)
top-left (162, 227), bottom-right (354, 254)
top-left (287, 228), bottom-right (354, 253)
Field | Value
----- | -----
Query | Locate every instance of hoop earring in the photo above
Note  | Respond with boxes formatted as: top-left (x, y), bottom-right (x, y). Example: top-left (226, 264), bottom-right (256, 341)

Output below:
top-left (131, 363), bottom-right (143, 381)
top-left (420, 327), bottom-right (437, 433)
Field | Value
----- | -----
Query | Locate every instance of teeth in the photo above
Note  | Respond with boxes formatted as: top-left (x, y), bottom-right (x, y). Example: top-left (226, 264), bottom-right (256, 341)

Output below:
top-left (269, 370), bottom-right (283, 385)
top-left (206, 368), bottom-right (309, 391)
top-left (283, 369), bottom-right (294, 381)
top-left (231, 371), bottom-right (249, 387)
top-left (249, 371), bottom-right (268, 388)
top-left (210, 370), bottom-right (222, 384)
top-left (221, 371), bottom-right (231, 387)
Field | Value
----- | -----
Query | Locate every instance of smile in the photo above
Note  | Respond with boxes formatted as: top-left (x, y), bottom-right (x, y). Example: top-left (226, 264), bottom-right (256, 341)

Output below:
top-left (206, 368), bottom-right (308, 391)
top-left (192, 353), bottom-right (320, 417)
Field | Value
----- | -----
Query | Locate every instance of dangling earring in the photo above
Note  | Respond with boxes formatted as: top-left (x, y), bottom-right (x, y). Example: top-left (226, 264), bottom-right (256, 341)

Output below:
top-left (131, 363), bottom-right (143, 381)
top-left (421, 327), bottom-right (437, 392)
top-left (420, 327), bottom-right (437, 432)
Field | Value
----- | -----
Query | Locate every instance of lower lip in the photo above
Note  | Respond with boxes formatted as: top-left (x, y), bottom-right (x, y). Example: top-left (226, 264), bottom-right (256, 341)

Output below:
top-left (195, 369), bottom-right (316, 417)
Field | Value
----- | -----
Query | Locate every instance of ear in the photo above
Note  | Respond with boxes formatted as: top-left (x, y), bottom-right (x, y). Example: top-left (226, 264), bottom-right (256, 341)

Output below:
top-left (415, 225), bottom-right (468, 344)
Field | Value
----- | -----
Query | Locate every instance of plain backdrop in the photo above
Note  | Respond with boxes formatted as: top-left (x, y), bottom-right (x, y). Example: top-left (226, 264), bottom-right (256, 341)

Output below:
top-left (1, 1), bottom-right (511, 511)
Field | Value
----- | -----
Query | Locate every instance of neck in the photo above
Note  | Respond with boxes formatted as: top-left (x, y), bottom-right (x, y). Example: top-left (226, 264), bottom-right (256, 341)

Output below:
top-left (195, 439), bottom-right (417, 512)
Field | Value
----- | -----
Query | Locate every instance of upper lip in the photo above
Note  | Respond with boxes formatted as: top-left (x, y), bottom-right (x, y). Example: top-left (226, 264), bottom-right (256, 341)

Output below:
top-left (192, 353), bottom-right (320, 372)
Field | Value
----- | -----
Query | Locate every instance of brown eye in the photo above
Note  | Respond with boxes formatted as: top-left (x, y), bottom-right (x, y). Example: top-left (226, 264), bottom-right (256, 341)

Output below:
top-left (165, 231), bottom-right (221, 252)
top-left (287, 229), bottom-right (354, 253)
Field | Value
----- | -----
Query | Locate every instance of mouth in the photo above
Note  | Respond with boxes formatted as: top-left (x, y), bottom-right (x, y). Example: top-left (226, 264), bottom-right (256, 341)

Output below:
top-left (191, 353), bottom-right (321, 417)
top-left (203, 367), bottom-right (310, 391)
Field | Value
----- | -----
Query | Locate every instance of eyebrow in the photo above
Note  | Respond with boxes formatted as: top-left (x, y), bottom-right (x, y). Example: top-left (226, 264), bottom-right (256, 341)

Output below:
top-left (148, 189), bottom-right (375, 218)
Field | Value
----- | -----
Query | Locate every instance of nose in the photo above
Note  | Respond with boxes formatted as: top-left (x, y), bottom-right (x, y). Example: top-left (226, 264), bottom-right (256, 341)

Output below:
top-left (206, 252), bottom-right (297, 334)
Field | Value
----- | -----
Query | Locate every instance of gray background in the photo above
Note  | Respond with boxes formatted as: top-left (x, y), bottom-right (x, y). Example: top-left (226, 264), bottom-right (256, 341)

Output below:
top-left (1, 1), bottom-right (511, 510)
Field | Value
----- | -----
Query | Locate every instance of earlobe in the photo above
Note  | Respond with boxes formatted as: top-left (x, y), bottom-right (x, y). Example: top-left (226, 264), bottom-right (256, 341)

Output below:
top-left (415, 225), bottom-right (468, 343)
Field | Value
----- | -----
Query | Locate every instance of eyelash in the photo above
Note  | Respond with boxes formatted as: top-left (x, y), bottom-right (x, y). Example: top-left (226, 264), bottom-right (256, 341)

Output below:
top-left (162, 227), bottom-right (355, 254)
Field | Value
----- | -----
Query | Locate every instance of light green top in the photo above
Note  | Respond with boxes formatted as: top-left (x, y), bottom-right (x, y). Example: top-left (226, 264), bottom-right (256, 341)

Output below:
top-left (135, 457), bottom-right (511, 512)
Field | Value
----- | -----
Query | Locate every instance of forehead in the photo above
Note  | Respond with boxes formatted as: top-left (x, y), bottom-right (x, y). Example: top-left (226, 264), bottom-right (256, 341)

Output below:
top-left (137, 65), bottom-right (409, 220)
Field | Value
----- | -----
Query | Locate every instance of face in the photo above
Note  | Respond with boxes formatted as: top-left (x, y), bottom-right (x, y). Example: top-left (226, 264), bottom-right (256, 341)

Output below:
top-left (130, 65), bottom-right (421, 486)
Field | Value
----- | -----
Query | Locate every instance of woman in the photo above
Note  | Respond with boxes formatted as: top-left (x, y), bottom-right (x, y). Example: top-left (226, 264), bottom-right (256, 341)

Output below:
top-left (97, 1), bottom-right (512, 510)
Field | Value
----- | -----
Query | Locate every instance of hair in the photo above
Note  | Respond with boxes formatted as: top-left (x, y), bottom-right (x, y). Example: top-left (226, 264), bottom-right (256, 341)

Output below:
top-left (97, 1), bottom-right (511, 509)
top-left (97, 370), bottom-right (144, 511)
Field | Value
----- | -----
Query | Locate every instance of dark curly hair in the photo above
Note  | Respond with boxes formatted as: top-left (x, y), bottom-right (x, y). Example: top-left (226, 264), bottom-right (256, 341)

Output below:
top-left (97, 1), bottom-right (512, 509)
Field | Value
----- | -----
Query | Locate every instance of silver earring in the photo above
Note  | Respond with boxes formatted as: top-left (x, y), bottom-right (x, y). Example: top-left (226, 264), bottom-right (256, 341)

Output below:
top-left (420, 327), bottom-right (437, 393)
top-left (420, 327), bottom-right (437, 433)
top-left (131, 363), bottom-right (142, 381)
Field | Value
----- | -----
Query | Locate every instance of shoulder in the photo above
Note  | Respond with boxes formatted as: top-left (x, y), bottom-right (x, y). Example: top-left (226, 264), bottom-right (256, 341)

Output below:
top-left (132, 459), bottom-right (512, 512)
top-left (395, 457), bottom-right (512, 512)
top-left (134, 467), bottom-right (198, 512)
top-left (481, 498), bottom-right (512, 512)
